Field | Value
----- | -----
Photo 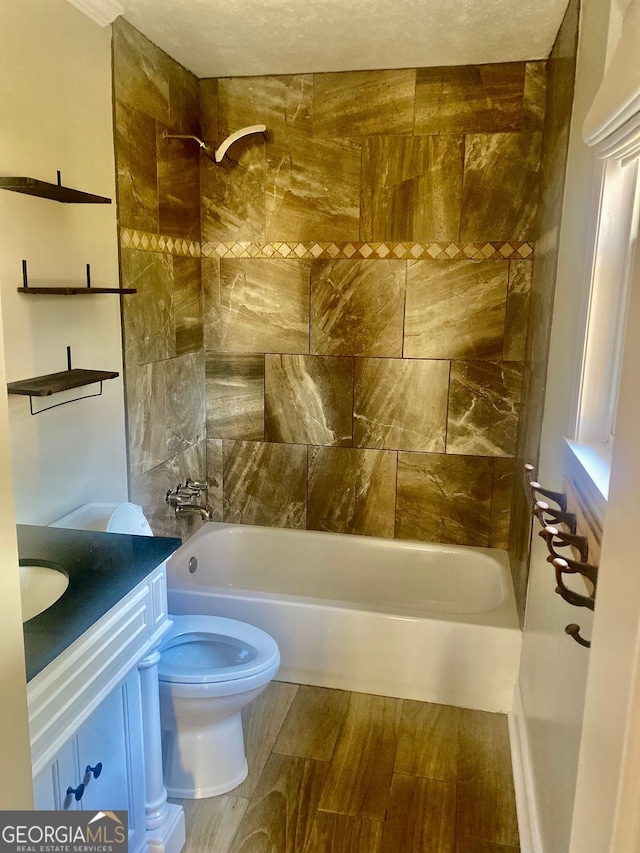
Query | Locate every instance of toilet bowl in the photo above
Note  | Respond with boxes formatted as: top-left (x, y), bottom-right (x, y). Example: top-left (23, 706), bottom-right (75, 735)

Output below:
top-left (51, 501), bottom-right (281, 799)
top-left (158, 614), bottom-right (280, 798)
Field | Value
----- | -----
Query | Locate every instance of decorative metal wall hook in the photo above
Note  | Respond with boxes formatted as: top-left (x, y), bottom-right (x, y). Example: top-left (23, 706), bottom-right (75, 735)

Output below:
top-left (566, 624), bottom-right (591, 648)
top-left (534, 500), bottom-right (578, 534)
top-left (552, 557), bottom-right (597, 610)
top-left (528, 480), bottom-right (568, 511)
top-left (540, 524), bottom-right (589, 563)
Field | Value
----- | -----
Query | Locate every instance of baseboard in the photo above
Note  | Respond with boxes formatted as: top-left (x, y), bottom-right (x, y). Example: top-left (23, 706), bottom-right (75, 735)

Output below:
top-left (508, 682), bottom-right (544, 853)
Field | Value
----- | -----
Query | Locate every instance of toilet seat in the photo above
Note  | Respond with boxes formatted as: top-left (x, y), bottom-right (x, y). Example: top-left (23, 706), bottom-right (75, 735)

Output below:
top-left (158, 615), bottom-right (280, 684)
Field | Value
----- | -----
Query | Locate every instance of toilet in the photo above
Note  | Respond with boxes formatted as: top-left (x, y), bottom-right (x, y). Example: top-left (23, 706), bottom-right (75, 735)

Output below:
top-left (158, 614), bottom-right (280, 797)
top-left (51, 501), bottom-right (281, 798)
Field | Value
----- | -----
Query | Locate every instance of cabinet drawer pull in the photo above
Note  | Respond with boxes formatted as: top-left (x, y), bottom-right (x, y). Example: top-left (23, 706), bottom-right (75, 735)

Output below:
top-left (86, 763), bottom-right (103, 779)
top-left (66, 783), bottom-right (85, 801)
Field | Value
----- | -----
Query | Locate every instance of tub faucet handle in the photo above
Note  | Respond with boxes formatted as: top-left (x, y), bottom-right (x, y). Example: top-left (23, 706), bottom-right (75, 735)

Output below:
top-left (166, 490), bottom-right (193, 508)
top-left (186, 478), bottom-right (209, 492)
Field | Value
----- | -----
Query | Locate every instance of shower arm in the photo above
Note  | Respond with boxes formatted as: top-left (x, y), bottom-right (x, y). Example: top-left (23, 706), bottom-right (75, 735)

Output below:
top-left (161, 131), bottom-right (208, 149)
top-left (162, 125), bottom-right (267, 163)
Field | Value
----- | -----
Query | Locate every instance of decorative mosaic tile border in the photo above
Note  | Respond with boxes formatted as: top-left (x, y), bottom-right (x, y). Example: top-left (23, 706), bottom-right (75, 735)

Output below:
top-left (120, 228), bottom-right (201, 257)
top-left (120, 229), bottom-right (534, 262)
top-left (204, 241), bottom-right (534, 261)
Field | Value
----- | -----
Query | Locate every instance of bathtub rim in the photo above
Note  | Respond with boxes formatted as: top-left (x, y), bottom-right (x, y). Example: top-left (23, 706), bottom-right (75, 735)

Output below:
top-left (166, 521), bottom-right (520, 631)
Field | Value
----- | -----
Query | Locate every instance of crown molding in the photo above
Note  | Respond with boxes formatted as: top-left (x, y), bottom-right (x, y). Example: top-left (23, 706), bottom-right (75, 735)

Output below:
top-left (65, 0), bottom-right (124, 26)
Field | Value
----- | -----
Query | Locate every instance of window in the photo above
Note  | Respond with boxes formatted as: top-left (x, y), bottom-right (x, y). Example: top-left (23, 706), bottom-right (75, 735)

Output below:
top-left (574, 0), bottom-right (640, 505)
top-left (576, 156), bottom-right (640, 453)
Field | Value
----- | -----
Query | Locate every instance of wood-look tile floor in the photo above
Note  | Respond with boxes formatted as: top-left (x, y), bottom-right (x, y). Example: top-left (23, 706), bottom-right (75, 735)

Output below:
top-left (171, 682), bottom-right (520, 853)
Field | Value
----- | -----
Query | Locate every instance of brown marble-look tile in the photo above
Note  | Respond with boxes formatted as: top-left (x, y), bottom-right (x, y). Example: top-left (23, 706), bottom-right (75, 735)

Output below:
top-left (174, 257), bottom-right (203, 356)
top-left (167, 58), bottom-right (199, 135)
top-left (415, 63), bottom-right (526, 134)
top-left (313, 70), bottom-right (415, 136)
top-left (380, 774), bottom-right (456, 853)
top-left (395, 701), bottom-right (460, 782)
top-left (157, 124), bottom-right (201, 240)
top-left (460, 132), bottom-right (542, 241)
top-left (307, 446), bottom-right (396, 537)
top-left (112, 18), bottom-right (169, 123)
top-left (219, 258), bottom-right (309, 353)
top-left (198, 78), bottom-right (218, 143)
top-left (311, 260), bottom-right (405, 357)
top-left (265, 354), bottom-right (353, 446)
top-left (490, 458), bottom-right (515, 550)
top-left (228, 753), bottom-right (327, 853)
top-left (218, 75), bottom-right (313, 137)
top-left (130, 441), bottom-right (207, 540)
top-left (354, 358), bottom-right (449, 453)
top-left (503, 259), bottom-right (532, 361)
top-left (457, 710), bottom-right (519, 848)
top-left (126, 362), bottom-right (167, 479)
top-left (165, 352), bottom-right (206, 459)
top-left (274, 685), bottom-right (351, 761)
top-left (361, 135), bottom-right (463, 241)
top-left (318, 692), bottom-right (402, 819)
top-left (404, 260), bottom-right (508, 360)
top-left (202, 257), bottom-right (221, 351)
top-left (200, 142), bottom-right (265, 242)
top-left (447, 362), bottom-right (523, 457)
top-left (114, 100), bottom-right (158, 233)
top-left (205, 438), bottom-right (223, 522)
top-left (523, 61), bottom-right (547, 130)
top-left (396, 452), bottom-right (493, 546)
top-left (121, 249), bottom-right (174, 367)
top-left (508, 477), bottom-right (533, 626)
top-left (265, 131), bottom-right (361, 242)
top-left (205, 353), bottom-right (264, 440)
top-left (223, 440), bottom-right (307, 528)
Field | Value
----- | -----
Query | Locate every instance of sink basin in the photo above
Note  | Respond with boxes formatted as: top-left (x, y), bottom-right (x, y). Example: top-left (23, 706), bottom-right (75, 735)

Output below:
top-left (20, 563), bottom-right (69, 622)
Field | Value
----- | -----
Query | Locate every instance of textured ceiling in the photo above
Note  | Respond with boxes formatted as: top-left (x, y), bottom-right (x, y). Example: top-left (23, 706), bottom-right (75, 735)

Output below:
top-left (119, 0), bottom-right (571, 79)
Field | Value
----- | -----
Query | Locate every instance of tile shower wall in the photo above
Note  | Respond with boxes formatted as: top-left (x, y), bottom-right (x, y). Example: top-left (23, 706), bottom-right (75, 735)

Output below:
top-left (201, 65), bottom-right (546, 547)
top-left (112, 19), bottom-right (207, 538)
top-left (509, 0), bottom-right (579, 618)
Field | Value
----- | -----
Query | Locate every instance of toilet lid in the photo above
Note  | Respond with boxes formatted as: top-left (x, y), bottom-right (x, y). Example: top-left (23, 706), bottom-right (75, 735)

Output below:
top-left (107, 502), bottom-right (154, 536)
top-left (158, 615), bottom-right (280, 684)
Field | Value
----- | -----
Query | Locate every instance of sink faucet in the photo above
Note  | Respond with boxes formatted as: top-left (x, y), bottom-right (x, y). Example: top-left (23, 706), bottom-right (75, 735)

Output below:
top-left (175, 504), bottom-right (211, 521)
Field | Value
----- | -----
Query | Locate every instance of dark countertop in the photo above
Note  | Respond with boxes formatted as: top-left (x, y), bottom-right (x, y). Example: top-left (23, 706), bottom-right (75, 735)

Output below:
top-left (18, 525), bottom-right (181, 682)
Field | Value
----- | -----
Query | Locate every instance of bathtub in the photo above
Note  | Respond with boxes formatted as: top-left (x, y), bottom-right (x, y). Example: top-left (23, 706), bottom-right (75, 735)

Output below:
top-left (166, 523), bottom-right (522, 712)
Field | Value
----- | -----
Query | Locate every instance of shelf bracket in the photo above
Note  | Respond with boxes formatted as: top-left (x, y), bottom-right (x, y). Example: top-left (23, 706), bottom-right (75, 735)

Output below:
top-left (29, 383), bottom-right (106, 416)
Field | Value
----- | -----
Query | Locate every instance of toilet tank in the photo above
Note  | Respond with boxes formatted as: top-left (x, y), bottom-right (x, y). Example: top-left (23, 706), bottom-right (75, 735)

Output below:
top-left (51, 502), bottom-right (154, 536)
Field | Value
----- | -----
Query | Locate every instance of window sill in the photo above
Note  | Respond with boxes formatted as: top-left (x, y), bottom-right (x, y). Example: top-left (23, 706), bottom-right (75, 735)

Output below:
top-left (564, 438), bottom-right (610, 526)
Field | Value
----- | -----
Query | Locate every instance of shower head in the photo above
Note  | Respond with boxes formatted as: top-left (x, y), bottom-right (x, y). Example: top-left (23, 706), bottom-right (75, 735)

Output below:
top-left (162, 125), bottom-right (267, 164)
top-left (214, 125), bottom-right (267, 163)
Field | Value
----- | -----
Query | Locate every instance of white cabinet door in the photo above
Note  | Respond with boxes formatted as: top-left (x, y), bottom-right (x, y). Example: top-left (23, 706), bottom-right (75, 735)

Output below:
top-left (32, 672), bottom-right (147, 853)
top-left (76, 683), bottom-right (130, 812)
top-left (33, 737), bottom-right (80, 811)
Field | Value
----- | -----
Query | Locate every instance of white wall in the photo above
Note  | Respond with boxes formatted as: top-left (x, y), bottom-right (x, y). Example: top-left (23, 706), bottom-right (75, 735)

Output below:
top-left (516, 0), bottom-right (613, 850)
top-left (0, 0), bottom-right (128, 525)
top-left (0, 295), bottom-right (34, 807)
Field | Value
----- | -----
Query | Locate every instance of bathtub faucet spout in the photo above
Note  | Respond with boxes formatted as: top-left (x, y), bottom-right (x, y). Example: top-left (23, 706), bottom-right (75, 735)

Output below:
top-left (175, 504), bottom-right (211, 521)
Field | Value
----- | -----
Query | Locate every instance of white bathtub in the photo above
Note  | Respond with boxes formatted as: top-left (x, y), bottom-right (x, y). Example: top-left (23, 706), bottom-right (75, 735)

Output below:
top-left (166, 523), bottom-right (522, 712)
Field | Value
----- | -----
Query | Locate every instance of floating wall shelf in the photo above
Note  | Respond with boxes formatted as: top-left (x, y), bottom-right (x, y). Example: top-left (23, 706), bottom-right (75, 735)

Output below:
top-left (0, 173), bottom-right (111, 204)
top-left (18, 287), bottom-right (136, 296)
top-left (8, 369), bottom-right (119, 397)
top-left (7, 347), bottom-right (119, 415)
top-left (17, 261), bottom-right (135, 296)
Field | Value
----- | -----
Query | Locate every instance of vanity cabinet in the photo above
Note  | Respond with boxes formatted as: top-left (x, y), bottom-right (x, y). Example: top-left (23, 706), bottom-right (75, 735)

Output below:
top-left (33, 672), bottom-right (146, 853)
top-left (27, 561), bottom-right (184, 853)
